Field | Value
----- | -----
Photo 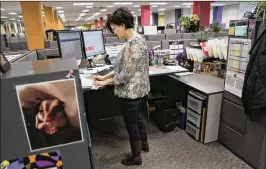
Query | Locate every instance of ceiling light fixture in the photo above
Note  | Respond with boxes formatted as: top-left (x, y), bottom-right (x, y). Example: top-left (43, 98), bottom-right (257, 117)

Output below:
top-left (158, 8), bottom-right (166, 11)
top-left (59, 14), bottom-right (65, 17)
top-left (73, 3), bottom-right (93, 6)
top-left (100, 9), bottom-right (107, 12)
top-left (175, 5), bottom-right (181, 8)
top-left (57, 10), bottom-right (64, 14)
top-left (83, 9), bottom-right (90, 12)
top-left (86, 6), bottom-right (93, 8)
top-left (10, 18), bottom-right (16, 21)
top-left (184, 6), bottom-right (191, 8)
top-left (1, 8), bottom-right (5, 11)
top-left (42, 14), bottom-right (45, 17)
top-left (181, 3), bottom-right (193, 6)
top-left (8, 12), bottom-right (17, 15)
top-left (149, 2), bottom-right (167, 5)
top-left (113, 2), bottom-right (133, 5)
top-left (1, 16), bottom-right (7, 19)
top-left (107, 6), bottom-right (113, 8)
top-left (151, 5), bottom-right (158, 8)
top-left (131, 11), bottom-right (135, 14)
top-left (133, 5), bottom-right (140, 7)
top-left (79, 13), bottom-right (86, 17)
top-left (211, 3), bottom-right (225, 6)
top-left (18, 15), bottom-right (23, 18)
top-left (56, 7), bottom-right (63, 9)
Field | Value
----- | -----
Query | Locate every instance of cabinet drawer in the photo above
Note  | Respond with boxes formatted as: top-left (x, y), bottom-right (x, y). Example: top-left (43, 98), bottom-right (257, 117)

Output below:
top-left (187, 95), bottom-right (204, 114)
top-left (186, 121), bottom-right (200, 141)
top-left (221, 99), bottom-right (246, 133)
top-left (218, 122), bottom-right (243, 157)
top-left (187, 108), bottom-right (201, 128)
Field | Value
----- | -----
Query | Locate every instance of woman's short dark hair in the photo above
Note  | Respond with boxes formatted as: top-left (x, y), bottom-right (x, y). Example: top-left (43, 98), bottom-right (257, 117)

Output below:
top-left (105, 7), bottom-right (135, 34)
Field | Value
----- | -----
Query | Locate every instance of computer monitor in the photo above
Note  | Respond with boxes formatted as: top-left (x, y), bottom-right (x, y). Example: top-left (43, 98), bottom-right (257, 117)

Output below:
top-left (81, 30), bottom-right (105, 59)
top-left (57, 31), bottom-right (84, 59)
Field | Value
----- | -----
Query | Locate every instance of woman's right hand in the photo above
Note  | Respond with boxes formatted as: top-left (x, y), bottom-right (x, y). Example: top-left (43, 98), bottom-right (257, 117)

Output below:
top-left (93, 75), bottom-right (105, 81)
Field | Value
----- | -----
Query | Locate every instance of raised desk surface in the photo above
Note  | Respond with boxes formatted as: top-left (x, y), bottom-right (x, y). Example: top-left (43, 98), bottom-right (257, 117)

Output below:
top-left (170, 74), bottom-right (225, 95)
top-left (80, 65), bottom-right (188, 89)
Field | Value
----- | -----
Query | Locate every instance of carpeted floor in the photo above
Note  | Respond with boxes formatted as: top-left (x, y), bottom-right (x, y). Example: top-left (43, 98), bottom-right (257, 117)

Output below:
top-left (90, 116), bottom-right (252, 169)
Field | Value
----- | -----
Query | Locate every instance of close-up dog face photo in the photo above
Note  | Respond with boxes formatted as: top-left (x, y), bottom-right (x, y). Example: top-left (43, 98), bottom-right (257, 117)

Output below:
top-left (16, 79), bottom-right (83, 152)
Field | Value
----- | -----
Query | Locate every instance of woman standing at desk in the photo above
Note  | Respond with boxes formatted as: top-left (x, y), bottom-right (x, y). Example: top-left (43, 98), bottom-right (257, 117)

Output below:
top-left (93, 7), bottom-right (150, 166)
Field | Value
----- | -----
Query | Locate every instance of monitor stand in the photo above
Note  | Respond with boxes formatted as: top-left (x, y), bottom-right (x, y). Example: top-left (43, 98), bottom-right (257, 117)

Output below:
top-left (87, 59), bottom-right (94, 68)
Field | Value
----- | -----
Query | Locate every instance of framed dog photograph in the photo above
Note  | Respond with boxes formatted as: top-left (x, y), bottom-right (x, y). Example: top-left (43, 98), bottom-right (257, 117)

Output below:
top-left (15, 79), bottom-right (84, 152)
top-left (0, 52), bottom-right (11, 73)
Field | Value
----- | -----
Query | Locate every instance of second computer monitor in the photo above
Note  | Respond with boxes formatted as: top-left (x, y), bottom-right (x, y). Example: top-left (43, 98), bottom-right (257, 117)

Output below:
top-left (82, 30), bottom-right (105, 59)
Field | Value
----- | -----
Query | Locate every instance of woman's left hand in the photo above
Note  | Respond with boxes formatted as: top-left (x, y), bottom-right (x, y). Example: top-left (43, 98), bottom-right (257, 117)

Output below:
top-left (93, 80), bottom-right (107, 86)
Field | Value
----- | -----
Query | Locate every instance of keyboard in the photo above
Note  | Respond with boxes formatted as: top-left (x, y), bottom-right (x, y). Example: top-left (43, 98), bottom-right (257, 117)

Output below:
top-left (96, 67), bottom-right (114, 76)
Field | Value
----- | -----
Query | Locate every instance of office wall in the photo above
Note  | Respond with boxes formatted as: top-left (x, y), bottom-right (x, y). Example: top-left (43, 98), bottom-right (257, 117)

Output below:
top-left (158, 15), bottom-right (164, 26)
top-left (210, 7), bottom-right (213, 24)
top-left (164, 10), bottom-right (175, 25)
top-left (182, 8), bottom-right (192, 17)
top-left (222, 4), bottom-right (241, 28)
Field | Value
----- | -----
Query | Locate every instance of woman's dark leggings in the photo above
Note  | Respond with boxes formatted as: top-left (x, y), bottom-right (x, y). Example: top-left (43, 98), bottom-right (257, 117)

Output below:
top-left (119, 97), bottom-right (147, 142)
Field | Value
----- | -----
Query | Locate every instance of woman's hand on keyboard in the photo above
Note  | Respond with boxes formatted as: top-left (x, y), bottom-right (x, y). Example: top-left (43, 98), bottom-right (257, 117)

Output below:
top-left (93, 75), bottom-right (105, 81)
top-left (93, 80), bottom-right (107, 86)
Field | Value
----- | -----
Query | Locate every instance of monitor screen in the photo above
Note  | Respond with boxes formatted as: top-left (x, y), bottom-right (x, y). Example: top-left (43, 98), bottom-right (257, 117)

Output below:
top-left (1, 53), bottom-right (7, 65)
top-left (82, 30), bottom-right (105, 58)
top-left (58, 31), bottom-right (83, 59)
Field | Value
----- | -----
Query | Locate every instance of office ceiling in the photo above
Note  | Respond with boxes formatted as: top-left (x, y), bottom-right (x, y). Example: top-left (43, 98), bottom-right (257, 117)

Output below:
top-left (0, 1), bottom-right (240, 26)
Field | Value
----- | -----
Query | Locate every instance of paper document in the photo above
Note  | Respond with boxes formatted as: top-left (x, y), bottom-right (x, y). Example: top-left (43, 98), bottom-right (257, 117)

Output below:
top-left (80, 76), bottom-right (93, 87)
top-left (166, 66), bottom-right (187, 71)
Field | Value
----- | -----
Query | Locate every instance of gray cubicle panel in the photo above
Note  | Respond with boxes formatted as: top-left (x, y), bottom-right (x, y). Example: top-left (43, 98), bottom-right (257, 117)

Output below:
top-left (36, 48), bottom-right (59, 60)
top-left (105, 36), bottom-right (125, 44)
top-left (161, 39), bottom-right (198, 50)
top-left (1, 34), bottom-right (10, 52)
top-left (18, 37), bottom-right (28, 50)
top-left (165, 34), bottom-right (182, 40)
top-left (9, 37), bottom-right (21, 51)
top-left (0, 58), bottom-right (93, 169)
top-left (146, 41), bottom-right (161, 49)
top-left (164, 28), bottom-right (177, 34)
top-left (191, 32), bottom-right (202, 39)
top-left (182, 33), bottom-right (194, 39)
top-left (147, 34), bottom-right (166, 41)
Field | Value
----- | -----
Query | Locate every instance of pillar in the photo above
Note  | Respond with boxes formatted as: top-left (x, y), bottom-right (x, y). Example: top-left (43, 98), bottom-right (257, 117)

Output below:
top-left (152, 13), bottom-right (158, 26)
top-left (53, 10), bottom-right (59, 30)
top-left (94, 19), bottom-right (99, 29)
top-left (193, 1), bottom-right (210, 27)
top-left (100, 17), bottom-right (104, 28)
top-left (212, 6), bottom-right (223, 24)
top-left (20, 2), bottom-right (45, 50)
top-left (175, 9), bottom-right (182, 28)
top-left (141, 5), bottom-right (150, 26)
top-left (43, 6), bottom-right (55, 30)
top-left (158, 15), bottom-right (164, 26)
top-left (137, 16), bottom-right (141, 26)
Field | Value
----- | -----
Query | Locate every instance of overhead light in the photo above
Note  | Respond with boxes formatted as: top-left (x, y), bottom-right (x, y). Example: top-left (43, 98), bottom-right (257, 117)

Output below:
top-left (151, 5), bottom-right (158, 8)
top-left (18, 15), bottom-right (23, 18)
top-left (1, 16), bottom-right (7, 19)
top-left (138, 9), bottom-right (141, 11)
top-left (73, 3), bottom-right (93, 6)
top-left (59, 14), bottom-right (65, 17)
top-left (100, 9), bottom-right (107, 12)
top-left (181, 3), bottom-right (193, 6)
top-left (94, 12), bottom-right (101, 15)
top-left (83, 9), bottom-right (89, 12)
top-left (42, 14), bottom-right (45, 17)
top-left (184, 6), bottom-right (191, 8)
top-left (56, 7), bottom-right (63, 9)
top-left (17, 20), bottom-right (21, 22)
top-left (8, 12), bottom-right (17, 15)
top-left (57, 10), bottom-right (64, 14)
top-left (1, 8), bottom-right (5, 11)
top-left (159, 13), bottom-right (164, 15)
top-left (79, 13), bottom-right (86, 17)
top-left (149, 2), bottom-right (167, 5)
top-left (158, 8), bottom-right (166, 11)
top-left (133, 5), bottom-right (140, 7)
top-left (211, 3), bottom-right (225, 6)
top-left (107, 6), bottom-right (113, 8)
top-left (175, 5), bottom-right (181, 8)
top-left (86, 6), bottom-right (93, 8)
top-left (113, 2), bottom-right (133, 5)
top-left (10, 18), bottom-right (16, 21)
top-left (131, 11), bottom-right (135, 14)
top-left (76, 17), bottom-right (82, 21)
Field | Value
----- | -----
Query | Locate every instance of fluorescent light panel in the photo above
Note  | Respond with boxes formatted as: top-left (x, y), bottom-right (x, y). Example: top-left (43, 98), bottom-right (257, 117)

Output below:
top-left (1, 16), bottom-right (7, 19)
top-left (181, 3), bottom-right (193, 6)
top-left (56, 7), bottom-right (63, 9)
top-left (184, 6), bottom-right (191, 8)
top-left (1, 8), bottom-right (5, 11)
top-left (149, 3), bottom-right (167, 5)
top-left (211, 3), bottom-right (225, 6)
top-left (151, 5), bottom-right (158, 8)
top-left (83, 9), bottom-right (89, 12)
top-left (18, 15), bottom-right (23, 18)
top-left (86, 6), bottom-right (93, 8)
top-left (113, 2), bottom-right (133, 5)
top-left (8, 12), bottom-right (17, 15)
top-left (57, 10), bottom-right (64, 14)
top-left (158, 8), bottom-right (166, 11)
top-left (79, 13), bottom-right (86, 17)
top-left (73, 3), bottom-right (93, 6)
top-left (107, 6), bottom-right (113, 8)
top-left (100, 9), bottom-right (107, 12)
top-left (133, 5), bottom-right (140, 7)
top-left (175, 5), bottom-right (181, 8)
top-left (10, 18), bottom-right (16, 20)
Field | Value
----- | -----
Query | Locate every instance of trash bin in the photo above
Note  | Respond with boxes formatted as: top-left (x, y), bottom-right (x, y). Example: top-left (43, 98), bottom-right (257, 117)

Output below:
top-left (176, 102), bottom-right (186, 130)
